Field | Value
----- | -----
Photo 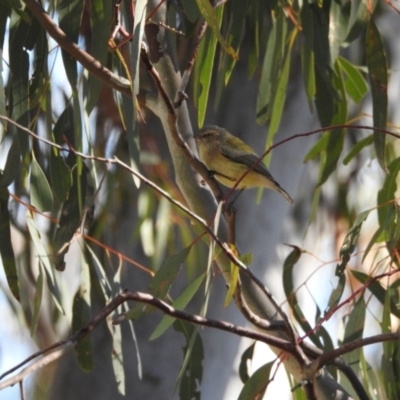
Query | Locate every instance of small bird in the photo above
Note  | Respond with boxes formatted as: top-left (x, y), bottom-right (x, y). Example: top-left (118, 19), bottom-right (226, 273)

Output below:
top-left (195, 125), bottom-right (294, 205)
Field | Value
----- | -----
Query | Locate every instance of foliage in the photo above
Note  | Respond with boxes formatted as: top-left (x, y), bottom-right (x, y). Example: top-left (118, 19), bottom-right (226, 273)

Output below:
top-left (1, 0), bottom-right (400, 399)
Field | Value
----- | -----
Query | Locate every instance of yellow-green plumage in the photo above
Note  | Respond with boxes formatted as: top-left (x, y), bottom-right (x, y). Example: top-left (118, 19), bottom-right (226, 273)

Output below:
top-left (195, 125), bottom-right (294, 205)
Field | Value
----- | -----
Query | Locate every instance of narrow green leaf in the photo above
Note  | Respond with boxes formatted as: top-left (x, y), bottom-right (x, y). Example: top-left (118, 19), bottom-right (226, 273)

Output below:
top-left (351, 269), bottom-right (400, 318)
top-left (26, 211), bottom-right (64, 314)
top-left (346, 0), bottom-right (374, 43)
top-left (0, 134), bottom-right (21, 189)
top-left (325, 274), bottom-right (345, 314)
top-left (283, 246), bottom-right (325, 348)
top-left (224, 260), bottom-right (239, 307)
top-left (0, 188), bottom-right (19, 300)
top-left (72, 252), bottom-right (93, 372)
top-left (377, 157), bottom-right (400, 229)
top-left (174, 320), bottom-right (203, 400)
top-left (282, 246), bottom-right (302, 297)
top-left (336, 210), bottom-right (370, 276)
top-left (49, 151), bottom-right (72, 204)
top-left (239, 343), bottom-right (255, 383)
top-left (265, 29), bottom-right (294, 163)
top-left (125, 246), bottom-right (191, 320)
top-left (30, 263), bottom-right (44, 335)
top-left (30, 152), bottom-right (54, 212)
top-left (150, 273), bottom-right (206, 341)
top-left (53, 167), bottom-right (87, 271)
top-left (329, 0), bottom-right (350, 60)
top-left (309, 4), bottom-right (337, 104)
top-left (196, 6), bottom-right (223, 127)
top-left (195, 0), bottom-right (238, 60)
top-left (361, 225), bottom-right (384, 263)
top-left (318, 61), bottom-right (347, 186)
top-left (301, 41), bottom-right (316, 112)
top-left (58, 0), bottom-right (84, 88)
top-left (343, 134), bottom-right (373, 165)
top-left (303, 134), bottom-right (328, 163)
top-left (342, 296), bottom-right (365, 377)
top-left (110, 323), bottom-right (125, 395)
top-left (256, 10), bottom-right (287, 125)
top-left (365, 19), bottom-right (388, 171)
top-left (237, 361), bottom-right (274, 400)
top-left (337, 57), bottom-right (368, 103)
top-left (85, 0), bottom-right (113, 113)
top-left (85, 243), bottom-right (113, 302)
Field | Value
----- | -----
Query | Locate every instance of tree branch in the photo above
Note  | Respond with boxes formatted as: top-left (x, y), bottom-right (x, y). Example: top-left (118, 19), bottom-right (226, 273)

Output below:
top-left (0, 291), bottom-right (296, 391)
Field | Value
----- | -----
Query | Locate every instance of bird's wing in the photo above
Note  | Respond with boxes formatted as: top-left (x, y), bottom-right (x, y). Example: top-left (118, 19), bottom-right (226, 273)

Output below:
top-left (220, 146), bottom-right (276, 181)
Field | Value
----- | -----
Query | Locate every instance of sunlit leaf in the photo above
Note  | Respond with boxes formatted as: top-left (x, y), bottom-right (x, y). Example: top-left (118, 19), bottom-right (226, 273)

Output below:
top-left (26, 211), bottom-right (64, 314)
top-left (125, 246), bottom-right (191, 320)
top-left (195, 0), bottom-right (238, 60)
top-left (196, 6), bottom-right (223, 127)
top-left (150, 272), bottom-right (206, 341)
top-left (337, 57), bottom-right (368, 103)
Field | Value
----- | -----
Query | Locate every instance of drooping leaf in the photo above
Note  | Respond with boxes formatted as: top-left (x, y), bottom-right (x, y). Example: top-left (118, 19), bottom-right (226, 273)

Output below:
top-left (377, 157), bottom-right (400, 229)
top-left (174, 320), bottom-right (203, 400)
top-left (196, 6), bottom-right (223, 127)
top-left (150, 272), bottom-right (206, 341)
top-left (237, 361), bottom-right (274, 400)
top-left (125, 246), bottom-right (192, 320)
top-left (329, 0), bottom-right (351, 60)
top-left (49, 151), bottom-right (72, 204)
top-left (30, 262), bottom-right (44, 335)
top-left (341, 295), bottom-right (365, 378)
top-left (343, 134), bottom-right (373, 165)
top-left (0, 134), bottom-right (21, 189)
top-left (85, 0), bottom-right (113, 112)
top-left (58, 0), bottom-right (85, 88)
top-left (336, 210), bottom-right (371, 276)
top-left (239, 342), bottom-right (255, 383)
top-left (53, 166), bottom-right (87, 271)
top-left (351, 269), bottom-right (400, 318)
top-left (0, 188), bottom-right (19, 300)
top-left (324, 274), bottom-right (345, 315)
top-left (195, 0), bottom-right (238, 60)
top-left (365, 19), bottom-right (388, 171)
top-left (337, 57), bottom-right (368, 103)
top-left (26, 211), bottom-right (64, 314)
top-left (256, 9), bottom-right (287, 125)
top-left (30, 152), bottom-right (54, 212)
top-left (303, 134), bottom-right (328, 163)
top-left (265, 29), bottom-right (296, 165)
top-left (72, 251), bottom-right (93, 372)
